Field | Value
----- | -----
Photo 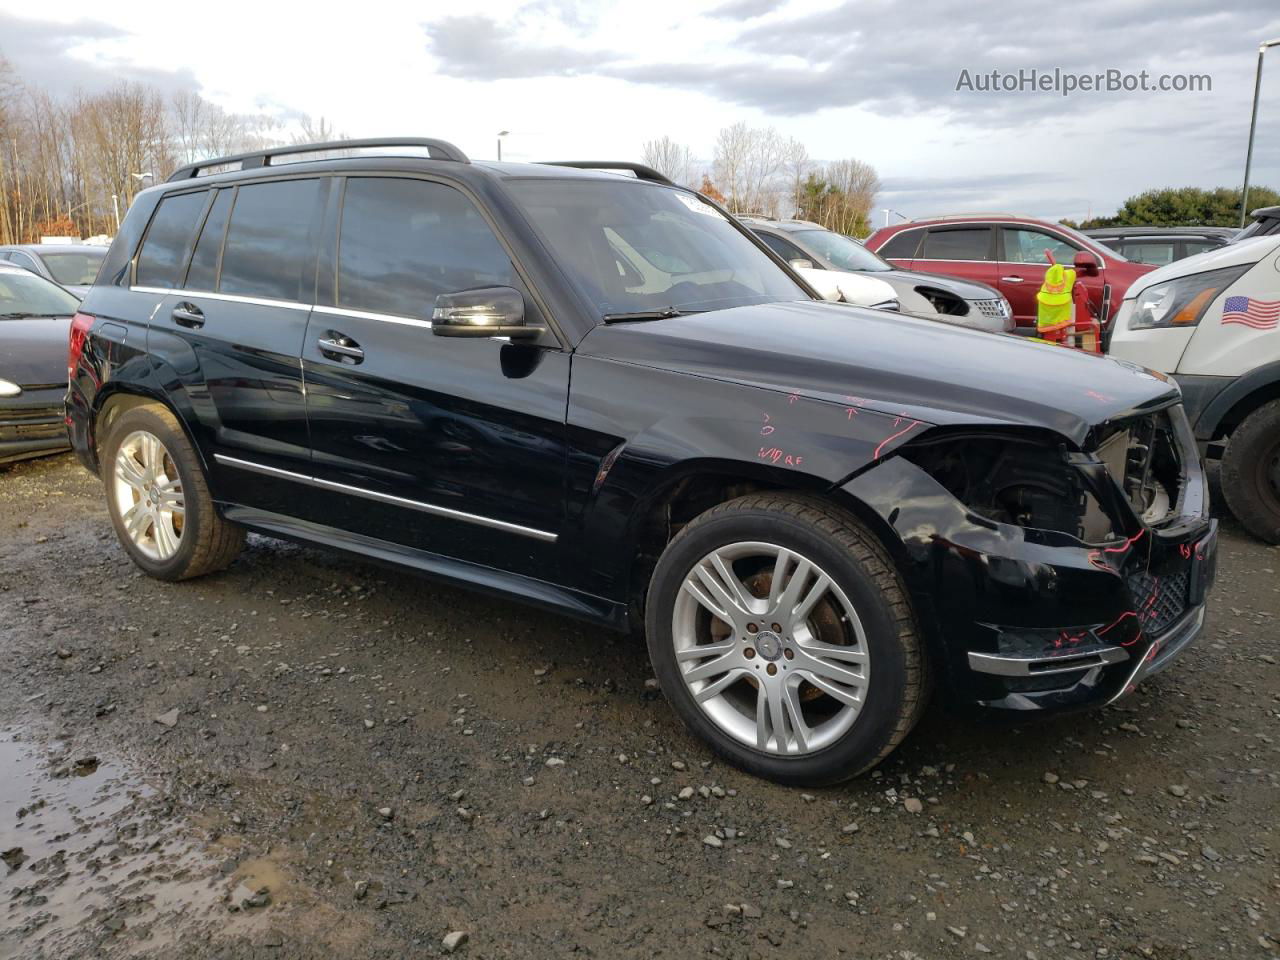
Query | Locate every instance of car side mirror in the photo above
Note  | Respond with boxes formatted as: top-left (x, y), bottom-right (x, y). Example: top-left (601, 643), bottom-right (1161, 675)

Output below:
top-left (789, 258), bottom-right (815, 270)
top-left (1073, 251), bottom-right (1101, 277)
top-left (432, 286), bottom-right (543, 340)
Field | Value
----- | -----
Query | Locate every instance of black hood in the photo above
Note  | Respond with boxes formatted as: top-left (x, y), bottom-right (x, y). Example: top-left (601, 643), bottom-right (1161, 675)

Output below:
top-left (878, 268), bottom-right (1002, 301)
top-left (579, 300), bottom-right (1177, 447)
top-left (0, 316), bottom-right (72, 387)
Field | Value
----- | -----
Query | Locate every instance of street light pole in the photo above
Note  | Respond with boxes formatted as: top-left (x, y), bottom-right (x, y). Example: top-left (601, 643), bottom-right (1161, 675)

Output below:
top-left (1241, 38), bottom-right (1280, 228)
top-left (111, 194), bottom-right (120, 231)
top-left (497, 130), bottom-right (509, 162)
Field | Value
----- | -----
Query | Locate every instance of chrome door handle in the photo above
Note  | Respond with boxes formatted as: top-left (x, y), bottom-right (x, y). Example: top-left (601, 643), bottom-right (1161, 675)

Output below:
top-left (1000, 276), bottom-right (1026, 283)
top-left (172, 304), bottom-right (204, 327)
top-left (317, 336), bottom-right (364, 362)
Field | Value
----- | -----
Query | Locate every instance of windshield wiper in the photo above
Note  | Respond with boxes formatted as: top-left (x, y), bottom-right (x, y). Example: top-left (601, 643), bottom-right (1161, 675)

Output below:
top-left (0, 312), bottom-right (66, 320)
top-left (601, 306), bottom-right (702, 323)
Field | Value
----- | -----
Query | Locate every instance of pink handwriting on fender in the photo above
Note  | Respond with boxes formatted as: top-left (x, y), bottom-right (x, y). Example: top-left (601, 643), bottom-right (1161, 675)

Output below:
top-left (758, 446), bottom-right (804, 467)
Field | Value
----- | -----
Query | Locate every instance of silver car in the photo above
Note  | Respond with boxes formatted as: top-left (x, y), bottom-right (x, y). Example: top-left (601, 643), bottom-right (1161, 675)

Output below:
top-left (0, 244), bottom-right (105, 298)
top-left (744, 218), bottom-right (1014, 332)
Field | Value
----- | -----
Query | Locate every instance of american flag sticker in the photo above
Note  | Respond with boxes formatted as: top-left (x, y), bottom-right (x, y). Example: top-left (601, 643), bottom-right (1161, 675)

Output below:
top-left (1222, 295), bottom-right (1280, 330)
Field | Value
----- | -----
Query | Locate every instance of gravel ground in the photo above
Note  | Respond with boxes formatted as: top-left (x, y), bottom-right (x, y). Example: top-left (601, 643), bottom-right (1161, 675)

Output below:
top-left (1, 452), bottom-right (1277, 960)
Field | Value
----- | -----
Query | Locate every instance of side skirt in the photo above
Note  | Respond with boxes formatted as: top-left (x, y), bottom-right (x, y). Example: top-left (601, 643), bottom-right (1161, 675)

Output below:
top-left (220, 505), bottom-right (630, 632)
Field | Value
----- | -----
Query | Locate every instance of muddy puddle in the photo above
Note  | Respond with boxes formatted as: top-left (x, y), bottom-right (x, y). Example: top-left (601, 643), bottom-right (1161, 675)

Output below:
top-left (0, 730), bottom-right (298, 958)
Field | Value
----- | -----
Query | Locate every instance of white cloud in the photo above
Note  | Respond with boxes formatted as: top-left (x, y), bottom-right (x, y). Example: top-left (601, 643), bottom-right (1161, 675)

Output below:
top-left (2, 0), bottom-right (1277, 220)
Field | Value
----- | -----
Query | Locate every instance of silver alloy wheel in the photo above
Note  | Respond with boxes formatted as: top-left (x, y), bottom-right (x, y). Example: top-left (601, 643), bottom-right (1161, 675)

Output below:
top-left (112, 429), bottom-right (185, 562)
top-left (672, 541), bottom-right (870, 756)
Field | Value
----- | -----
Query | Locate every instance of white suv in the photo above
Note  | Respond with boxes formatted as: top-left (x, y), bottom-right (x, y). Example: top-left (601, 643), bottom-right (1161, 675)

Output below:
top-left (1109, 236), bottom-right (1280, 542)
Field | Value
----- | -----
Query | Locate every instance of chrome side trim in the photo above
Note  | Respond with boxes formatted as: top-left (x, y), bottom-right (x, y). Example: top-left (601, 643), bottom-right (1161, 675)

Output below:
top-left (309, 475), bottom-right (554, 541)
top-left (132, 286), bottom-right (311, 312)
top-left (212, 453), bottom-right (557, 543)
top-left (212, 454), bottom-right (312, 483)
top-left (131, 287), bottom-right (435, 329)
top-left (968, 646), bottom-right (1128, 678)
top-left (312, 305), bottom-right (433, 328)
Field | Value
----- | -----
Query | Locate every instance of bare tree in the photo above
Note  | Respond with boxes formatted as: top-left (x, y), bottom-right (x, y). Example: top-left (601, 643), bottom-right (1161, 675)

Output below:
top-left (641, 135), bottom-right (697, 186)
top-left (293, 115), bottom-right (346, 144)
top-left (712, 122), bottom-right (788, 215)
top-left (783, 138), bottom-right (809, 218)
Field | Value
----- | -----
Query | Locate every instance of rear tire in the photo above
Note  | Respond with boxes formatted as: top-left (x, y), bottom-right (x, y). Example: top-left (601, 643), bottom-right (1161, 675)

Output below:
top-left (645, 493), bottom-right (929, 786)
top-left (101, 403), bottom-right (244, 580)
top-left (1220, 399), bottom-right (1280, 544)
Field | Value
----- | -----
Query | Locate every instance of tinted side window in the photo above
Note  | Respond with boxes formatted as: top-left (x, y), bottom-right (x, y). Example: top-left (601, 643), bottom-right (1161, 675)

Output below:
top-left (1182, 240), bottom-right (1221, 258)
top-left (755, 232), bottom-right (810, 263)
top-left (337, 177), bottom-right (517, 319)
top-left (186, 189), bottom-right (233, 291)
top-left (1000, 227), bottom-right (1077, 265)
top-left (219, 179), bottom-right (322, 301)
top-left (878, 229), bottom-right (922, 259)
top-left (136, 191), bottom-right (208, 288)
top-left (1116, 241), bottom-right (1175, 266)
top-left (921, 227), bottom-right (992, 261)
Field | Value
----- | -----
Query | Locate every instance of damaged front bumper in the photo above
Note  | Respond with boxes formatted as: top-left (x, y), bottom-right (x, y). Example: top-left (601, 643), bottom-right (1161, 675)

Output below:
top-left (842, 449), bottom-right (1217, 714)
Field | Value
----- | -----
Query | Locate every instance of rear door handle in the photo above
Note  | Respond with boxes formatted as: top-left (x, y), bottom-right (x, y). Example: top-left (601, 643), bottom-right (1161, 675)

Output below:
top-left (1000, 276), bottom-right (1026, 283)
top-left (172, 303), bottom-right (204, 327)
top-left (318, 334), bottom-right (364, 363)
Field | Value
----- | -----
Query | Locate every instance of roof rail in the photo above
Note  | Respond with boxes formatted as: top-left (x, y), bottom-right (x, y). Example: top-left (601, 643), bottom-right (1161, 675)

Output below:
top-left (539, 161), bottom-right (674, 186)
top-left (167, 137), bottom-right (470, 182)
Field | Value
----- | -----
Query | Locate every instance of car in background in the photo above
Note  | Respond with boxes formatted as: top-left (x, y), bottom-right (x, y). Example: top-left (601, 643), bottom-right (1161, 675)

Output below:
top-left (1231, 205), bottom-right (1280, 244)
top-left (791, 264), bottom-right (901, 311)
top-left (743, 217), bottom-right (1013, 332)
top-left (865, 214), bottom-right (1156, 334)
top-left (1108, 234), bottom-right (1280, 543)
top-left (1085, 227), bottom-right (1237, 266)
top-left (0, 261), bottom-right (80, 464)
top-left (0, 243), bottom-right (106, 297)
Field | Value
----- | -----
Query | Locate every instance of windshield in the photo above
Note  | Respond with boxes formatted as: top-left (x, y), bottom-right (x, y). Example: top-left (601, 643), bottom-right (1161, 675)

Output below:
top-left (508, 179), bottom-right (808, 318)
top-left (793, 229), bottom-right (892, 272)
top-left (39, 250), bottom-right (104, 286)
top-left (0, 270), bottom-right (81, 317)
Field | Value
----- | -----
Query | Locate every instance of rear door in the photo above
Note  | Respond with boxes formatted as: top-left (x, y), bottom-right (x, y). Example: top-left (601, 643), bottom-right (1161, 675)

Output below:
top-left (910, 225), bottom-right (998, 289)
top-left (141, 177), bottom-right (325, 514)
top-left (300, 175), bottom-right (569, 579)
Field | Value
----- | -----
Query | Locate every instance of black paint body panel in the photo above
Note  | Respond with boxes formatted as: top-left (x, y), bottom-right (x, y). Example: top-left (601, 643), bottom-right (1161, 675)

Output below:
top-left (65, 153), bottom-right (1212, 717)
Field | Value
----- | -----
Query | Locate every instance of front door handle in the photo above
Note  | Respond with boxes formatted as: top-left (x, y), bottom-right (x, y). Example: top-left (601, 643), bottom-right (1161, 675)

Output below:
top-left (318, 334), bottom-right (364, 363)
top-left (172, 303), bottom-right (204, 327)
top-left (1000, 276), bottom-right (1026, 283)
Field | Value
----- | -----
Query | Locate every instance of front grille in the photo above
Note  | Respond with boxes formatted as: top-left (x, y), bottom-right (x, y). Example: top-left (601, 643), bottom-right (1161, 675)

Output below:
top-left (1126, 567), bottom-right (1189, 636)
top-left (972, 299), bottom-right (1007, 319)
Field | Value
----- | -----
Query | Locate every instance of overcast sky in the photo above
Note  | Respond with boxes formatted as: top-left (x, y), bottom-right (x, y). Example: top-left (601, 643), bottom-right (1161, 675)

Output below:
top-left (2, 0), bottom-right (1279, 222)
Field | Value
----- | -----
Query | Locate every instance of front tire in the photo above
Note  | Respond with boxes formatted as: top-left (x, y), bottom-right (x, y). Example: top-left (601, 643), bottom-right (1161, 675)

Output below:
top-left (1220, 399), bottom-right (1280, 544)
top-left (645, 493), bottom-right (928, 786)
top-left (101, 403), bottom-right (244, 580)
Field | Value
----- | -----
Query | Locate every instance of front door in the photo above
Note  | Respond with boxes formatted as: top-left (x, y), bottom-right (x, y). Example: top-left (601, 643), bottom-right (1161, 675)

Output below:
top-left (301, 175), bottom-right (569, 580)
top-left (996, 225), bottom-right (1103, 332)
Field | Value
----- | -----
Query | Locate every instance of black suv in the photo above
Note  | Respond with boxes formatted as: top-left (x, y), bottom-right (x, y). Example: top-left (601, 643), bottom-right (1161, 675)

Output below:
top-left (67, 138), bottom-right (1217, 785)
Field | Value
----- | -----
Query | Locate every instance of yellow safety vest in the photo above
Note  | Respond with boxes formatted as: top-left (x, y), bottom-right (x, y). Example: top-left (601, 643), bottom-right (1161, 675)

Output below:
top-left (1037, 264), bottom-right (1075, 330)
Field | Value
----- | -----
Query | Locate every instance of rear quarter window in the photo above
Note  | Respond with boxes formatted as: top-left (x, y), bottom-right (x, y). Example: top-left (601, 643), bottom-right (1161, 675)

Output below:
top-left (136, 191), bottom-right (208, 288)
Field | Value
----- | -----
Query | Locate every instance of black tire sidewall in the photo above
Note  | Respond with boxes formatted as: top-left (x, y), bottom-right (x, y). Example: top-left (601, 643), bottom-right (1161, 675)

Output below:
top-left (646, 505), bottom-right (911, 785)
top-left (101, 407), bottom-right (210, 580)
top-left (1222, 400), bottom-right (1280, 544)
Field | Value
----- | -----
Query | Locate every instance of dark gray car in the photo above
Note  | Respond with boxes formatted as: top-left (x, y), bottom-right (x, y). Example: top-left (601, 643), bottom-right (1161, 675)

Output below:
top-left (1084, 227), bottom-right (1237, 266)
top-left (0, 262), bottom-right (79, 464)
top-left (0, 243), bottom-right (105, 297)
top-left (742, 218), bottom-right (1013, 332)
